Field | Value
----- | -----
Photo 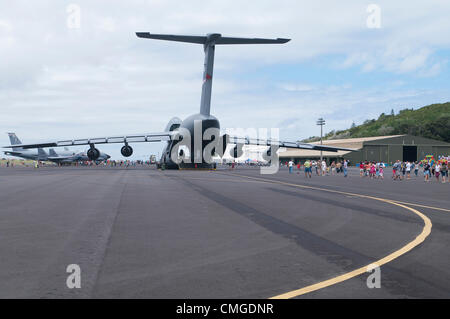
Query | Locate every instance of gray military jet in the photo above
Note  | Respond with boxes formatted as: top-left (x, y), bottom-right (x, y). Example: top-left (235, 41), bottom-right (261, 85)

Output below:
top-left (67, 150), bottom-right (111, 163)
top-left (3, 133), bottom-right (67, 161)
top-left (4, 133), bottom-right (110, 163)
top-left (47, 148), bottom-right (110, 163)
top-left (3, 33), bottom-right (354, 169)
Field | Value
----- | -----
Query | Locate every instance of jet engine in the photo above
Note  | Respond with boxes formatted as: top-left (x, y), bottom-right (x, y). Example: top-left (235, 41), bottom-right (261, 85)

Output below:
top-left (121, 145), bottom-right (133, 157)
top-left (87, 148), bottom-right (100, 160)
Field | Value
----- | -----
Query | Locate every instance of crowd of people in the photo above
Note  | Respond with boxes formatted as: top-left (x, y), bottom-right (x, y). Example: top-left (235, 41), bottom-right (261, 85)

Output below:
top-left (76, 160), bottom-right (150, 167)
top-left (287, 159), bottom-right (349, 178)
top-left (359, 161), bottom-right (388, 179)
top-left (3, 155), bottom-right (449, 183)
top-left (284, 155), bottom-right (449, 183)
top-left (0, 159), bottom-right (152, 168)
top-left (389, 157), bottom-right (448, 183)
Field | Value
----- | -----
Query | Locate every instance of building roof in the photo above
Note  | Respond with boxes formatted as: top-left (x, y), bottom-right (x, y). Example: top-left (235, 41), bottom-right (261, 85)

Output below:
top-left (279, 135), bottom-right (404, 158)
top-left (309, 135), bottom-right (403, 145)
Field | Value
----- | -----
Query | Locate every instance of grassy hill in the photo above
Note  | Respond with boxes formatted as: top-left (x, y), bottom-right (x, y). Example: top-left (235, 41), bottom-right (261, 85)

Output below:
top-left (302, 102), bottom-right (450, 143)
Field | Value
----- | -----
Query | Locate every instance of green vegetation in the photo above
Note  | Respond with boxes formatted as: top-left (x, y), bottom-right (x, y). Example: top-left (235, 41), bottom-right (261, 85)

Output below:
top-left (0, 159), bottom-right (56, 167)
top-left (302, 102), bottom-right (450, 143)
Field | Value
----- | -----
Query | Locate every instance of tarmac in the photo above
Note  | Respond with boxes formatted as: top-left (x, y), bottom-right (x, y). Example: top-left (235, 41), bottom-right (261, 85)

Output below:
top-left (0, 165), bottom-right (449, 298)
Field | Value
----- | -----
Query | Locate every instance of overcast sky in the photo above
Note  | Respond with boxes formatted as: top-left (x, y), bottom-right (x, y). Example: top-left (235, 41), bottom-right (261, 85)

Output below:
top-left (1, 1), bottom-right (449, 160)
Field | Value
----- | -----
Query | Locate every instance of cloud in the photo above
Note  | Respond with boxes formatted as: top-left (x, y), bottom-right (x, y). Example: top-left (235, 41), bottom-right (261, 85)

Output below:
top-left (278, 84), bottom-right (316, 92)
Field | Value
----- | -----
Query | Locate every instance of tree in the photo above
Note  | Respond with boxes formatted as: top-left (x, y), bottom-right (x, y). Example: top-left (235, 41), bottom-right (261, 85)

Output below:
top-left (301, 102), bottom-right (450, 143)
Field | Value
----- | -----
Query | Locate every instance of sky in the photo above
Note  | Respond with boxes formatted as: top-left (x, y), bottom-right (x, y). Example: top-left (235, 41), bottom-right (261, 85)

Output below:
top-left (1, 0), bottom-right (450, 160)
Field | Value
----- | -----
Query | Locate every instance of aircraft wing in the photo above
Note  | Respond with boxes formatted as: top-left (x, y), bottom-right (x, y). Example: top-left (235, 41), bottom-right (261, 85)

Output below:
top-left (227, 136), bottom-right (356, 152)
top-left (3, 132), bottom-right (173, 149)
top-left (47, 156), bottom-right (75, 160)
top-left (3, 151), bottom-right (23, 156)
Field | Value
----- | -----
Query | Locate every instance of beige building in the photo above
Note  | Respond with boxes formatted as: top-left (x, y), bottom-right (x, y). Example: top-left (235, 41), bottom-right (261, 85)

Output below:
top-left (279, 135), bottom-right (450, 165)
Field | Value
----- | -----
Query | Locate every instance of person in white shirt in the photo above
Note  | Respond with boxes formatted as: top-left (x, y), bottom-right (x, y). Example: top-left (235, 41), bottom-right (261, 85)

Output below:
top-left (406, 161), bottom-right (411, 179)
top-left (312, 161), bottom-right (318, 175)
top-left (321, 160), bottom-right (327, 176)
top-left (435, 163), bottom-right (441, 182)
top-left (343, 159), bottom-right (348, 177)
top-left (288, 160), bottom-right (293, 174)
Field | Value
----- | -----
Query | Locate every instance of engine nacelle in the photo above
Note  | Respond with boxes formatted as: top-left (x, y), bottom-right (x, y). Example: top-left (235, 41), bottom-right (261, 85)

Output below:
top-left (121, 145), bottom-right (133, 157)
top-left (87, 148), bottom-right (100, 160)
top-left (176, 113), bottom-right (220, 169)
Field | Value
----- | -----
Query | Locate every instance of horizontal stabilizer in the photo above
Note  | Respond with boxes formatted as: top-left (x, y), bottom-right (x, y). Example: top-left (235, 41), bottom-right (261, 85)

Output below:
top-left (136, 33), bottom-right (206, 44)
top-left (215, 37), bottom-right (290, 45)
top-left (136, 33), bottom-right (290, 45)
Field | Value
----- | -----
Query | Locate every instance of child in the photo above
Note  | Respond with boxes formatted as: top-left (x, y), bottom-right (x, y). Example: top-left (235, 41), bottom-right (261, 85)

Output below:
top-left (441, 161), bottom-right (448, 183)
top-left (423, 162), bottom-right (431, 182)
top-left (435, 162), bottom-right (441, 182)
top-left (369, 164), bottom-right (376, 178)
top-left (414, 161), bottom-right (419, 177)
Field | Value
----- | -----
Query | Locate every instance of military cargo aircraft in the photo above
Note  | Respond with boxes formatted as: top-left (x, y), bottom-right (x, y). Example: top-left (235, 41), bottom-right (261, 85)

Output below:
top-left (3, 33), bottom-right (354, 169)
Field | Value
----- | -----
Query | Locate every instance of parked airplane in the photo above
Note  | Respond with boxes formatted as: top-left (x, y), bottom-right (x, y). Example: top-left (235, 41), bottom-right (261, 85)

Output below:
top-left (3, 33), bottom-right (354, 169)
top-left (47, 148), bottom-right (110, 163)
top-left (3, 133), bottom-right (55, 161)
top-left (68, 150), bottom-right (110, 163)
top-left (4, 133), bottom-right (110, 163)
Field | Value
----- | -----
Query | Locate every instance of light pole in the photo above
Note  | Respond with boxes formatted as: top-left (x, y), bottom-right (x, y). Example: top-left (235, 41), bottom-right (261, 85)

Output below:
top-left (316, 118), bottom-right (326, 163)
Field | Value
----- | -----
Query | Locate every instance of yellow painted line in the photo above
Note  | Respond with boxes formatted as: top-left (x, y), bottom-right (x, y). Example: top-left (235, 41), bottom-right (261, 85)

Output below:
top-left (219, 172), bottom-right (432, 299)
top-left (222, 172), bottom-right (449, 213)
top-left (271, 202), bottom-right (431, 299)
top-left (389, 201), bottom-right (450, 213)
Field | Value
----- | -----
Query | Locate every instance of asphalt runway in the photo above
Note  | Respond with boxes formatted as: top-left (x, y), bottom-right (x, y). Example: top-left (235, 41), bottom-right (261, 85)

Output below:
top-left (0, 165), bottom-right (448, 298)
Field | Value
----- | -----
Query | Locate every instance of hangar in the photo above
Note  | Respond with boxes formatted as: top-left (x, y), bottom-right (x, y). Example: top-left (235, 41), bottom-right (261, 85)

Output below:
top-left (279, 134), bottom-right (450, 165)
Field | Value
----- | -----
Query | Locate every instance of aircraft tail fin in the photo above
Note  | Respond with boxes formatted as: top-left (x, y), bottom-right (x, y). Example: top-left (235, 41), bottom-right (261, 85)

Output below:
top-left (37, 148), bottom-right (47, 160)
top-left (136, 33), bottom-right (290, 116)
top-left (7, 133), bottom-right (23, 151)
top-left (49, 149), bottom-right (58, 157)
